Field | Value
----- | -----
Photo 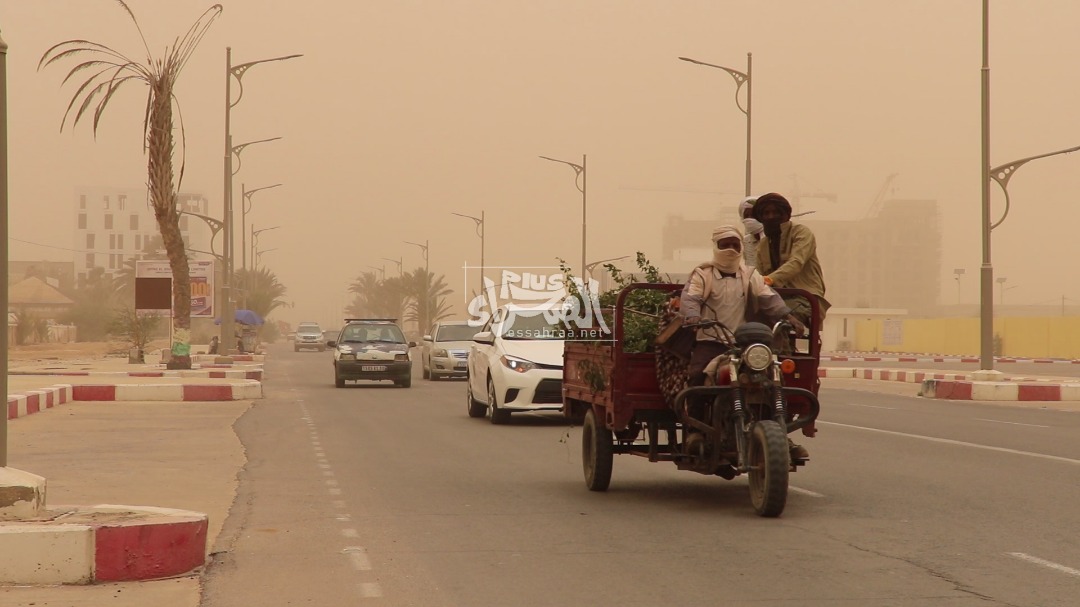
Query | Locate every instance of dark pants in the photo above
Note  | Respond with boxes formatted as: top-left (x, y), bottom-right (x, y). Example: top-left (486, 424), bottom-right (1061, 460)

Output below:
top-left (688, 340), bottom-right (729, 387)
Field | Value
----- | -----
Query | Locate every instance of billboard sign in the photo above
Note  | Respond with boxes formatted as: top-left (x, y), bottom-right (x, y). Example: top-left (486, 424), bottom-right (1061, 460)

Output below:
top-left (135, 260), bottom-right (215, 318)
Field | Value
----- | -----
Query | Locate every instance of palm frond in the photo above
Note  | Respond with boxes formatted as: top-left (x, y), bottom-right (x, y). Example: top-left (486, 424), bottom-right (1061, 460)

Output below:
top-left (59, 58), bottom-right (128, 87)
top-left (38, 40), bottom-right (132, 71)
top-left (114, 0), bottom-right (152, 63)
top-left (93, 73), bottom-right (140, 132)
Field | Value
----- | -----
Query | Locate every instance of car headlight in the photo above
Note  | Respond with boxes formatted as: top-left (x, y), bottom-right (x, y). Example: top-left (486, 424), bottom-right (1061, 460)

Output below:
top-left (500, 355), bottom-right (536, 373)
top-left (743, 344), bottom-right (773, 372)
top-left (433, 348), bottom-right (448, 358)
top-left (394, 353), bottom-right (409, 362)
top-left (339, 353), bottom-right (355, 360)
top-left (338, 345), bottom-right (353, 353)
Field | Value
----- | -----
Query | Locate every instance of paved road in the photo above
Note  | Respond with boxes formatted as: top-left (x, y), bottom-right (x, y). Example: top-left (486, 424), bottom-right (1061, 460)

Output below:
top-left (200, 344), bottom-right (1080, 606)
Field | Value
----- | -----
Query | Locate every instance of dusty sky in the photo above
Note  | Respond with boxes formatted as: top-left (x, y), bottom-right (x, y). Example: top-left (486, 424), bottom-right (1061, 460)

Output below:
top-left (3, 0), bottom-right (1079, 326)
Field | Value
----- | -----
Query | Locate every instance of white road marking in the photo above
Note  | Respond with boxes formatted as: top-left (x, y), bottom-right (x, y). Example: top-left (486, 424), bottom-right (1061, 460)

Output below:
top-left (847, 403), bottom-right (895, 410)
top-left (332, 500), bottom-right (347, 509)
top-left (343, 546), bottom-right (372, 570)
top-left (359, 582), bottom-right (383, 598)
top-left (976, 418), bottom-right (1051, 428)
top-left (326, 479), bottom-right (338, 486)
top-left (342, 528), bottom-right (359, 538)
top-left (318, 459), bottom-right (329, 465)
top-left (789, 486), bottom-right (825, 498)
top-left (329, 488), bottom-right (342, 495)
top-left (820, 421), bottom-right (1080, 465)
top-left (318, 463), bottom-right (331, 469)
top-left (1007, 553), bottom-right (1080, 578)
top-left (336, 514), bottom-right (351, 522)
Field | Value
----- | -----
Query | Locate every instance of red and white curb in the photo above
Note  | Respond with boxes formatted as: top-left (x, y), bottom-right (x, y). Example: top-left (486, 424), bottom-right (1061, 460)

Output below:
top-left (10, 369), bottom-right (263, 380)
top-left (819, 367), bottom-right (1080, 401)
top-left (0, 505), bottom-right (207, 584)
top-left (919, 380), bottom-right (1080, 401)
top-left (7, 381), bottom-right (263, 421)
top-left (824, 354), bottom-right (1080, 364)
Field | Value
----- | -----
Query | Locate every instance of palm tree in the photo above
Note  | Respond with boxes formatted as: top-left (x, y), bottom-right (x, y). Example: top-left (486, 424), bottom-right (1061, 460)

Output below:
top-left (402, 268), bottom-right (454, 332)
top-left (348, 271), bottom-right (407, 320)
top-left (39, 1), bottom-right (223, 369)
top-left (234, 267), bottom-right (288, 321)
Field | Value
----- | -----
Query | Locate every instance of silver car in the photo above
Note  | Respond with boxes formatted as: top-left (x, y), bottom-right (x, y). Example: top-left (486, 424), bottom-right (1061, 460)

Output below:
top-left (294, 322), bottom-right (325, 352)
top-left (421, 321), bottom-right (477, 380)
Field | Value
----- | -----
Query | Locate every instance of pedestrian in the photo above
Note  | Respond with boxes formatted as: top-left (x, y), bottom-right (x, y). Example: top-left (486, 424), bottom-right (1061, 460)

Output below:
top-left (752, 192), bottom-right (830, 325)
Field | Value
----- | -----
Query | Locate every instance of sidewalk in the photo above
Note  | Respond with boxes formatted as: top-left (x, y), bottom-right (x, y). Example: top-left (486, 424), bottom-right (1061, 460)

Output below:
top-left (1, 399), bottom-right (251, 606)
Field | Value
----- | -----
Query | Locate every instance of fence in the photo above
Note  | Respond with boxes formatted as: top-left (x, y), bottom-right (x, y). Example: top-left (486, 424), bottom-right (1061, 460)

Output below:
top-left (853, 315), bottom-right (1080, 359)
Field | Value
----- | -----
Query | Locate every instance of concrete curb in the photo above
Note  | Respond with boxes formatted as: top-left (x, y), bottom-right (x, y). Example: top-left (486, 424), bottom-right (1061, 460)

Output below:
top-left (7, 381), bottom-right (263, 421)
top-left (824, 353), bottom-right (1080, 364)
top-left (0, 504), bottom-right (207, 584)
top-left (819, 367), bottom-right (1080, 401)
top-left (9, 369), bottom-right (263, 380)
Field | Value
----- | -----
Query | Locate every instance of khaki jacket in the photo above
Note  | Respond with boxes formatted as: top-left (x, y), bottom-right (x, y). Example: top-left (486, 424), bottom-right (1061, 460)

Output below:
top-left (756, 222), bottom-right (830, 313)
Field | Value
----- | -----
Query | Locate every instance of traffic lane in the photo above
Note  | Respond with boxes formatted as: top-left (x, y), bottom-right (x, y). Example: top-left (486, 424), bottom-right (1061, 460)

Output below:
top-left (796, 402), bottom-right (1080, 607)
top-left (201, 348), bottom-right (398, 607)
top-left (818, 382), bottom-right (1080, 461)
top-left (308, 375), bottom-right (995, 605)
top-left (822, 359), bottom-right (1080, 379)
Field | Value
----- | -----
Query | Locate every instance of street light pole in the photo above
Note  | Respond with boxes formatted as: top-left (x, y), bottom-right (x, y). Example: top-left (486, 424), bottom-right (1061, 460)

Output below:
top-left (679, 53), bottom-right (753, 196)
top-left (979, 0), bottom-right (994, 371)
top-left (451, 211), bottom-right (484, 310)
top-left (367, 265), bottom-right (386, 281)
top-left (539, 155), bottom-right (587, 281)
top-left (241, 182), bottom-right (282, 273)
top-left (382, 257), bottom-right (403, 277)
top-left (1, 29), bottom-right (9, 466)
top-left (953, 268), bottom-right (965, 305)
top-left (251, 225), bottom-right (280, 272)
top-left (405, 239), bottom-right (430, 329)
top-left (222, 48), bottom-right (300, 356)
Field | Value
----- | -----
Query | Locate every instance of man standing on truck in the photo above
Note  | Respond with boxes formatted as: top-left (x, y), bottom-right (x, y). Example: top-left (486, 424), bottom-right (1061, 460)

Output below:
top-left (752, 192), bottom-right (830, 324)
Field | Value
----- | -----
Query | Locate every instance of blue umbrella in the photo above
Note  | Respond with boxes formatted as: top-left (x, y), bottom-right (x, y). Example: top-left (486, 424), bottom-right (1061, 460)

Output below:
top-left (214, 309), bottom-right (265, 326)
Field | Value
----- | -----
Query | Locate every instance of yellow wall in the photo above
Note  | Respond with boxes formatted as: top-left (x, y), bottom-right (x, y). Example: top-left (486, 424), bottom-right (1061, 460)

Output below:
top-left (853, 316), bottom-right (1080, 358)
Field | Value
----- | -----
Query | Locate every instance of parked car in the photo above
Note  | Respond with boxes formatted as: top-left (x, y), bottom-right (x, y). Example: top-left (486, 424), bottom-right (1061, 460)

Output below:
top-left (421, 320), bottom-right (477, 380)
top-left (329, 319), bottom-right (416, 388)
top-left (294, 322), bottom-right (324, 352)
top-left (465, 304), bottom-right (566, 423)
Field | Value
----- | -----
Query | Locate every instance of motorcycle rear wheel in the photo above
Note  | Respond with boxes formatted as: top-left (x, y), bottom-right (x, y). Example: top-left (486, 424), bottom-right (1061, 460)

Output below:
top-left (747, 420), bottom-right (790, 517)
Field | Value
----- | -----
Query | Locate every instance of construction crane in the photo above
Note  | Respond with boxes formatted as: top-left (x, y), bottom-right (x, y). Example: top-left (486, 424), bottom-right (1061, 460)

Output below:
top-left (865, 173), bottom-right (899, 219)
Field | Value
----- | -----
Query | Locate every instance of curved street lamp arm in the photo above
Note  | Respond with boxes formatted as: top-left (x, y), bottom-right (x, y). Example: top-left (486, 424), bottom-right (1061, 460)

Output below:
top-left (243, 183), bottom-right (283, 212)
top-left (989, 144), bottom-right (1080, 229)
top-left (404, 240), bottom-right (429, 260)
top-left (538, 156), bottom-right (585, 193)
top-left (451, 212), bottom-right (484, 237)
top-left (231, 137), bottom-right (282, 176)
top-left (230, 54), bottom-right (303, 109)
top-left (678, 56), bottom-right (749, 115)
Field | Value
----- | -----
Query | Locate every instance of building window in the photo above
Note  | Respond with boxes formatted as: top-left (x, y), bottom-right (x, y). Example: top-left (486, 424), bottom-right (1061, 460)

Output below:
top-left (135, 234), bottom-right (142, 251)
top-left (117, 234), bottom-right (124, 250)
top-left (109, 234), bottom-right (116, 249)
top-left (85, 253), bottom-right (94, 268)
top-left (78, 214), bottom-right (87, 230)
top-left (86, 233), bottom-right (95, 249)
top-left (130, 214), bottom-right (138, 230)
top-left (79, 195), bottom-right (87, 209)
top-left (103, 195), bottom-right (110, 210)
top-left (118, 194), bottom-right (127, 210)
top-left (104, 214), bottom-right (113, 229)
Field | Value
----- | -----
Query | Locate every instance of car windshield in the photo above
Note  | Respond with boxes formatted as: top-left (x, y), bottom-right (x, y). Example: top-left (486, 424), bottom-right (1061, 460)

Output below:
top-left (498, 312), bottom-right (569, 341)
top-left (298, 325), bottom-right (320, 334)
top-left (340, 324), bottom-right (406, 343)
top-left (436, 325), bottom-right (478, 342)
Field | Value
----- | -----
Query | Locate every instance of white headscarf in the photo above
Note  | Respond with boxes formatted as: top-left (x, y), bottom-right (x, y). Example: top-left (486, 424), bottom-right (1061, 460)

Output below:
top-left (739, 196), bottom-right (764, 237)
top-left (710, 225), bottom-right (745, 274)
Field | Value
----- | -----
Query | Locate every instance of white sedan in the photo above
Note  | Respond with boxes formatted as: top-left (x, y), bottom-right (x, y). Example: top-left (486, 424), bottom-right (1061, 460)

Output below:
top-left (465, 305), bottom-right (566, 424)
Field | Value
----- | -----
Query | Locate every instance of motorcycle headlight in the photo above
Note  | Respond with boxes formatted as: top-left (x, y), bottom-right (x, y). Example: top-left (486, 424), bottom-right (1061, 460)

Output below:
top-left (433, 348), bottom-right (448, 358)
top-left (743, 343), bottom-right (773, 372)
top-left (500, 355), bottom-right (536, 373)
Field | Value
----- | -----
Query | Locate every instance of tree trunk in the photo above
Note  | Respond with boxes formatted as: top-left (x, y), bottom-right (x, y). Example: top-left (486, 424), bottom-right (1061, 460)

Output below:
top-left (147, 79), bottom-right (192, 369)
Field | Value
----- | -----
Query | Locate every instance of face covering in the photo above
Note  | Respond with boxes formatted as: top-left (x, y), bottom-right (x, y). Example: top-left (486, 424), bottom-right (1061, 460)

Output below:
top-left (742, 217), bottom-right (763, 237)
top-left (712, 247), bottom-right (742, 273)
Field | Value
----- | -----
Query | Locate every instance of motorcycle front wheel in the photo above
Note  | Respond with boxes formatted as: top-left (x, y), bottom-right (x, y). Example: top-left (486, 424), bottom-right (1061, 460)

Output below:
top-left (747, 420), bottom-right (789, 517)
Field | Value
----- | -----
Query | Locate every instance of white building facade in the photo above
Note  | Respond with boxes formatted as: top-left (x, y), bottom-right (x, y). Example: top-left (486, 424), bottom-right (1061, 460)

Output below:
top-left (73, 187), bottom-right (213, 285)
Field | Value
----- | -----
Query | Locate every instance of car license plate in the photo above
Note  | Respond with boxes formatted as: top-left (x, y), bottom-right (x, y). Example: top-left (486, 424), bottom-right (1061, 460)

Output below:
top-left (361, 365), bottom-right (387, 372)
top-left (455, 361), bottom-right (467, 369)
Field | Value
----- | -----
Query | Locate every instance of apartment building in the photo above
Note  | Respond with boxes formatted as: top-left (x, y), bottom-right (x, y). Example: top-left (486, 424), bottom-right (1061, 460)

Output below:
top-left (655, 199), bottom-right (942, 311)
top-left (73, 187), bottom-right (212, 286)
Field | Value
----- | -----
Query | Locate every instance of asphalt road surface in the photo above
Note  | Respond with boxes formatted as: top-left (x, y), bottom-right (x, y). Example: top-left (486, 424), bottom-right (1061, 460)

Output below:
top-left (200, 344), bottom-right (1080, 606)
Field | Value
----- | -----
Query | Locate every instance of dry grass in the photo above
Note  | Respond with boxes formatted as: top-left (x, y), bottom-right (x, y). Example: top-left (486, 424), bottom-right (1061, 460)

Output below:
top-left (7, 339), bottom-right (172, 362)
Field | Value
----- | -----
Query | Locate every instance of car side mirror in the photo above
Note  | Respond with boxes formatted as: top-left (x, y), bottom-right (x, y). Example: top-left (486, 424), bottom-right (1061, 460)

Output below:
top-left (327, 341), bottom-right (337, 348)
top-left (473, 331), bottom-right (495, 345)
top-left (408, 341), bottom-right (417, 348)
top-left (422, 334), bottom-right (433, 341)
